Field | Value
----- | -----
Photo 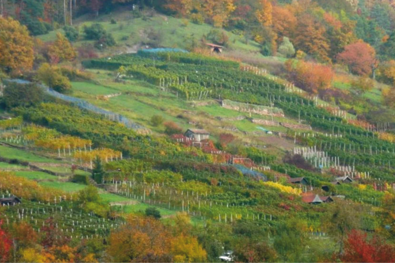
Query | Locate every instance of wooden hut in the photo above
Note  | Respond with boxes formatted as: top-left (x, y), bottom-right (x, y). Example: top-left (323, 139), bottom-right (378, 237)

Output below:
top-left (206, 43), bottom-right (224, 53)
top-left (0, 196), bottom-right (21, 206)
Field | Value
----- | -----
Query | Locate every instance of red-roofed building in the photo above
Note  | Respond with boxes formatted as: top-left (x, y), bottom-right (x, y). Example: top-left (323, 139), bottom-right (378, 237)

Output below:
top-left (302, 193), bottom-right (334, 204)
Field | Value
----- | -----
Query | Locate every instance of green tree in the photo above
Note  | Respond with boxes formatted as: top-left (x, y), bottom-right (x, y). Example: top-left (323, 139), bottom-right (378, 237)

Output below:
top-left (92, 156), bottom-right (105, 184)
top-left (273, 219), bottom-right (307, 262)
top-left (277, 37), bottom-right (295, 58)
top-left (63, 26), bottom-right (79, 42)
top-left (19, 0), bottom-right (50, 36)
top-left (322, 199), bottom-right (362, 255)
top-left (145, 207), bottom-right (161, 219)
top-left (3, 81), bottom-right (44, 109)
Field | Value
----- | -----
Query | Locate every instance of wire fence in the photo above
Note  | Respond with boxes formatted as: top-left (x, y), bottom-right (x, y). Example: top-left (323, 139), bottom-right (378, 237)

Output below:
top-left (5, 79), bottom-right (146, 131)
top-left (46, 88), bottom-right (146, 131)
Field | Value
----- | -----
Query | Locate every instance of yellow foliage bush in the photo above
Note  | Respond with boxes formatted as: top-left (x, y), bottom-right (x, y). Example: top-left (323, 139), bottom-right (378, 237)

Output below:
top-left (262, 181), bottom-right (302, 195)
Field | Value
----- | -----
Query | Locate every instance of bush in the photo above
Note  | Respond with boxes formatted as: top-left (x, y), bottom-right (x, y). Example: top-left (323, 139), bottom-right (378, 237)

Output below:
top-left (145, 207), bottom-right (161, 219)
top-left (277, 37), bottom-right (295, 58)
top-left (151, 115), bottom-right (164, 127)
top-left (94, 33), bottom-right (116, 49)
top-left (3, 81), bottom-right (44, 109)
top-left (37, 63), bottom-right (72, 94)
top-left (72, 174), bottom-right (89, 185)
top-left (63, 26), bottom-right (79, 42)
top-left (110, 18), bottom-right (117, 24)
top-left (164, 121), bottom-right (183, 135)
top-left (207, 29), bottom-right (229, 46)
top-left (84, 24), bottom-right (107, 40)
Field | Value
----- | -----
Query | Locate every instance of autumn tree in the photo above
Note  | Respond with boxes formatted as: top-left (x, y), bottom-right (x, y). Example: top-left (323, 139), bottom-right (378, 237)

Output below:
top-left (382, 87), bottom-right (395, 109)
top-left (202, 0), bottom-right (236, 28)
top-left (340, 230), bottom-right (395, 262)
top-left (294, 14), bottom-right (330, 62)
top-left (378, 60), bottom-right (395, 86)
top-left (0, 220), bottom-right (11, 263)
top-left (255, 0), bottom-right (272, 27)
top-left (272, 5), bottom-right (296, 41)
top-left (107, 215), bottom-right (173, 262)
top-left (0, 17), bottom-right (34, 74)
top-left (219, 133), bottom-right (235, 147)
top-left (285, 60), bottom-right (334, 94)
top-left (48, 33), bottom-right (76, 63)
top-left (337, 40), bottom-right (378, 77)
top-left (36, 63), bottom-right (72, 94)
top-left (171, 235), bottom-right (207, 262)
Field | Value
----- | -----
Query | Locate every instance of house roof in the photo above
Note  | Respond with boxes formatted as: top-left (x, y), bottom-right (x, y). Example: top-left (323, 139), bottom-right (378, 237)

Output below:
top-left (302, 193), bottom-right (323, 204)
top-left (320, 196), bottom-right (334, 202)
top-left (0, 197), bottom-right (21, 202)
top-left (186, 129), bottom-right (210, 135)
top-left (288, 177), bottom-right (306, 183)
top-left (335, 176), bottom-right (353, 182)
top-left (206, 43), bottom-right (224, 48)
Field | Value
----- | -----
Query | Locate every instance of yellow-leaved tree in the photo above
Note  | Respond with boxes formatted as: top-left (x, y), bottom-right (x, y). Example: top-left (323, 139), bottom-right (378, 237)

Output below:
top-left (255, 0), bottom-right (272, 27)
top-left (0, 17), bottom-right (34, 73)
top-left (48, 33), bottom-right (76, 64)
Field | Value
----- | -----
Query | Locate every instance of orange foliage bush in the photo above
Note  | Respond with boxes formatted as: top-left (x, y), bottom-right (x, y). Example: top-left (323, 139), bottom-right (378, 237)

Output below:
top-left (285, 60), bottom-right (334, 94)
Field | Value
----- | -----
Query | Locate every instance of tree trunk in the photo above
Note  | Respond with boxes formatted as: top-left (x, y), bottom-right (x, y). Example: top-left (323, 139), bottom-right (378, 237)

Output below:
top-left (0, 0), bottom-right (3, 16)
top-left (64, 0), bottom-right (67, 25)
top-left (69, 0), bottom-right (72, 25)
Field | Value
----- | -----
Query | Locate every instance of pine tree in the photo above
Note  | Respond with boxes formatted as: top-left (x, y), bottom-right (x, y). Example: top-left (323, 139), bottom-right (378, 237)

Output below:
top-left (92, 156), bottom-right (105, 184)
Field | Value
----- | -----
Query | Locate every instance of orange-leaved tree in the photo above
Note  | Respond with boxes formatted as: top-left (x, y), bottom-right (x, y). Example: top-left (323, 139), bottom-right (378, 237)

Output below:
top-left (255, 0), bottom-right (272, 27)
top-left (337, 40), bottom-right (378, 77)
top-left (0, 17), bottom-right (34, 74)
top-left (293, 14), bottom-right (330, 62)
top-left (285, 60), bottom-right (334, 94)
top-left (107, 215), bottom-right (173, 262)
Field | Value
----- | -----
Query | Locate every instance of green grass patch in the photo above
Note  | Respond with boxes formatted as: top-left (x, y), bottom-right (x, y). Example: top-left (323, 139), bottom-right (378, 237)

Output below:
top-left (0, 162), bottom-right (25, 170)
top-left (14, 171), bottom-right (55, 180)
top-left (0, 145), bottom-right (61, 163)
top-left (100, 193), bottom-right (133, 203)
top-left (39, 181), bottom-right (87, 192)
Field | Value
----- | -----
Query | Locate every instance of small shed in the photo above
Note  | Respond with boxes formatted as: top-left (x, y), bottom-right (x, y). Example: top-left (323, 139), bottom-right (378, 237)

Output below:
top-left (0, 196), bottom-right (21, 206)
top-left (206, 43), bottom-right (224, 53)
top-left (320, 196), bottom-right (334, 203)
top-left (334, 176), bottom-right (353, 183)
top-left (185, 129), bottom-right (210, 142)
top-left (288, 177), bottom-right (308, 185)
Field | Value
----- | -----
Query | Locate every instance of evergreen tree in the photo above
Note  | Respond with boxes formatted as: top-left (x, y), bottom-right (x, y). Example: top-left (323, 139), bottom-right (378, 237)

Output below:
top-left (92, 156), bottom-right (105, 184)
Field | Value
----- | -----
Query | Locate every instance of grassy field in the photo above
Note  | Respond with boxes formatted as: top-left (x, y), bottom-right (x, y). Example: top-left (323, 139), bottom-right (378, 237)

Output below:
top-left (0, 145), bottom-right (62, 163)
top-left (14, 171), bottom-right (56, 180)
top-left (39, 181), bottom-right (87, 192)
top-left (39, 11), bottom-right (261, 54)
top-left (100, 193), bottom-right (133, 203)
top-left (0, 162), bottom-right (25, 170)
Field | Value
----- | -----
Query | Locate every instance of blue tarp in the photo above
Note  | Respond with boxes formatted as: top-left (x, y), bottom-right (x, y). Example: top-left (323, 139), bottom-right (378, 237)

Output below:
top-left (232, 164), bottom-right (267, 181)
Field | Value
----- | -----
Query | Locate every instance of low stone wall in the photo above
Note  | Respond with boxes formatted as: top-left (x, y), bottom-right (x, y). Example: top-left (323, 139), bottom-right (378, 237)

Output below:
top-left (251, 119), bottom-right (280, 126)
top-left (280, 122), bottom-right (312, 130)
top-left (222, 104), bottom-right (285, 117)
top-left (217, 116), bottom-right (245, 121)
